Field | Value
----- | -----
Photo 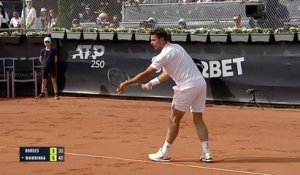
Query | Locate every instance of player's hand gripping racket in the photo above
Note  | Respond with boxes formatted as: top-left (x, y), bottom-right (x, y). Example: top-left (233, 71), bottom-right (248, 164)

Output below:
top-left (107, 68), bottom-right (141, 88)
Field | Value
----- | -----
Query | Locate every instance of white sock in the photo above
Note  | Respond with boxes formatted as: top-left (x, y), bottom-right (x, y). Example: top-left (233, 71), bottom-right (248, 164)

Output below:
top-left (161, 141), bottom-right (171, 154)
top-left (202, 141), bottom-right (211, 154)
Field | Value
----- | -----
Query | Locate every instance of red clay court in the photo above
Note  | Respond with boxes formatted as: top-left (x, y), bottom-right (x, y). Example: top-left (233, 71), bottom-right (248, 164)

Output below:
top-left (0, 97), bottom-right (299, 175)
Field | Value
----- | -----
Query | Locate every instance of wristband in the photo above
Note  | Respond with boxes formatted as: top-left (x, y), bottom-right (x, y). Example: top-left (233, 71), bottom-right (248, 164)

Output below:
top-left (149, 77), bottom-right (160, 86)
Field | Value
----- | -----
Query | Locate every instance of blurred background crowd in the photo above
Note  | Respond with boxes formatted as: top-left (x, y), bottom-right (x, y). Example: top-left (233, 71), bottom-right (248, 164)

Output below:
top-left (0, 0), bottom-right (298, 32)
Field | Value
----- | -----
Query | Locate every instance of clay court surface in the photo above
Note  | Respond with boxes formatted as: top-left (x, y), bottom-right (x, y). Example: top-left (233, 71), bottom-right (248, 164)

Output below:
top-left (0, 97), bottom-right (299, 175)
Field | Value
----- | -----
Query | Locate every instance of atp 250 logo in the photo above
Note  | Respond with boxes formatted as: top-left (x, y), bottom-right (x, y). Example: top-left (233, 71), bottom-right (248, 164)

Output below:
top-left (71, 45), bottom-right (105, 68)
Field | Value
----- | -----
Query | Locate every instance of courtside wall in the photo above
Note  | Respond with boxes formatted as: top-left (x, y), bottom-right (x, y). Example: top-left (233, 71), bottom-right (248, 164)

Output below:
top-left (0, 37), bottom-right (300, 105)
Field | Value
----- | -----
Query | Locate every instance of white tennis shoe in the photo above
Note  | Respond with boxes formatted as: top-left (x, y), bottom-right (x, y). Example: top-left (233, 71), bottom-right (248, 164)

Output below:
top-left (200, 152), bottom-right (213, 163)
top-left (148, 148), bottom-right (171, 162)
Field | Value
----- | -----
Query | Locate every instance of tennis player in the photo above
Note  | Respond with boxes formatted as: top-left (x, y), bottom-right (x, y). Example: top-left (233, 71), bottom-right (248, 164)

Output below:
top-left (117, 27), bottom-right (212, 162)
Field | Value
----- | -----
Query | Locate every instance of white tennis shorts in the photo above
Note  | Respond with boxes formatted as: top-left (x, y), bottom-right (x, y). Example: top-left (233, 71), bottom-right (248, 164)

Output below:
top-left (171, 84), bottom-right (207, 113)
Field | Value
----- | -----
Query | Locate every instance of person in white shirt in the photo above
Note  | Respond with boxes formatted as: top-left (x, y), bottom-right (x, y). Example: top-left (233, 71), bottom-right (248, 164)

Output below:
top-left (0, 1), bottom-right (9, 28)
top-left (21, 0), bottom-right (36, 29)
top-left (9, 10), bottom-right (22, 28)
top-left (117, 27), bottom-right (213, 163)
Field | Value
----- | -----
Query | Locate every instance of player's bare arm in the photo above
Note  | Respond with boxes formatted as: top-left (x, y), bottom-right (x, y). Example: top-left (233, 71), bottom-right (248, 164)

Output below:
top-left (142, 70), bottom-right (170, 91)
top-left (157, 70), bottom-right (170, 83)
top-left (117, 66), bottom-right (157, 94)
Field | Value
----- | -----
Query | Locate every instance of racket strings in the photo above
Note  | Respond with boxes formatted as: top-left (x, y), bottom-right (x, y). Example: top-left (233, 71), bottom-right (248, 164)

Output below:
top-left (108, 69), bottom-right (129, 87)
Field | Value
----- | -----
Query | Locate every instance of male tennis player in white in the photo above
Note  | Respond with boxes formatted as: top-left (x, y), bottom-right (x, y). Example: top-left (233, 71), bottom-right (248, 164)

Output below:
top-left (117, 27), bottom-right (213, 162)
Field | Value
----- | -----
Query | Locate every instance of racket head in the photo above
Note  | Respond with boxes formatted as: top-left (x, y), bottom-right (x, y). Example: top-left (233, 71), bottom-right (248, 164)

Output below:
top-left (107, 68), bottom-right (130, 87)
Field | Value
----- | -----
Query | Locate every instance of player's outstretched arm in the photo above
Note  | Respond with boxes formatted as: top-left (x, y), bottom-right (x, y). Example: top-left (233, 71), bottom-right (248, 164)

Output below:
top-left (117, 67), bottom-right (157, 94)
top-left (157, 70), bottom-right (170, 83)
top-left (142, 70), bottom-right (170, 91)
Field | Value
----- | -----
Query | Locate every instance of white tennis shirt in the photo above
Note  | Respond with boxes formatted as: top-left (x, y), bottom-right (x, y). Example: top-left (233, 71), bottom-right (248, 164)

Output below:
top-left (150, 42), bottom-right (205, 90)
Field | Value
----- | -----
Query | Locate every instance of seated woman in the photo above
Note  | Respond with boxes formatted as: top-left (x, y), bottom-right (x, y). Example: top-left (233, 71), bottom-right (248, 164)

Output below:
top-left (0, 2), bottom-right (9, 28)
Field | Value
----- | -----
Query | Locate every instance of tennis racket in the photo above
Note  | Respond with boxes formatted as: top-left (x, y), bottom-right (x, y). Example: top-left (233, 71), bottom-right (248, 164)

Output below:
top-left (107, 68), bottom-right (141, 88)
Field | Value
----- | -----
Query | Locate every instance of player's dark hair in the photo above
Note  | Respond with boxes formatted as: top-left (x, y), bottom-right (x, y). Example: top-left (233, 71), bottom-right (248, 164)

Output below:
top-left (150, 27), bottom-right (169, 41)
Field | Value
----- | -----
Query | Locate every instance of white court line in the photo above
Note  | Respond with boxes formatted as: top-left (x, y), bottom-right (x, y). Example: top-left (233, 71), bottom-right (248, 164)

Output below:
top-left (65, 152), bottom-right (271, 175)
top-left (0, 146), bottom-right (270, 175)
top-left (0, 146), bottom-right (18, 150)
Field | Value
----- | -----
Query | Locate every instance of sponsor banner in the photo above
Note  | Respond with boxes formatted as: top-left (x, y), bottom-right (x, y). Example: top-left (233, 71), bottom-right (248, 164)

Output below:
top-left (59, 41), bottom-right (173, 97)
top-left (59, 40), bottom-right (300, 105)
top-left (1, 39), bottom-right (300, 105)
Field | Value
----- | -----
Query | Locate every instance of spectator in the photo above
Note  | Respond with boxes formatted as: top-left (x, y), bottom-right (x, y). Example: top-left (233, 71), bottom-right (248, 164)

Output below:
top-left (276, 2), bottom-right (289, 28)
top-left (109, 15), bottom-right (120, 29)
top-left (139, 17), bottom-right (156, 29)
top-left (97, 12), bottom-right (110, 27)
top-left (147, 17), bottom-right (156, 28)
top-left (176, 18), bottom-right (187, 29)
top-left (40, 8), bottom-right (48, 29)
top-left (71, 18), bottom-right (81, 28)
top-left (233, 14), bottom-right (241, 28)
top-left (0, 1), bottom-right (9, 28)
top-left (21, 0), bottom-right (37, 29)
top-left (143, 0), bottom-right (179, 3)
top-left (125, 0), bottom-right (139, 6)
top-left (180, 0), bottom-right (197, 3)
top-left (139, 20), bottom-right (149, 28)
top-left (48, 9), bottom-right (56, 29)
top-left (197, 0), bottom-right (212, 2)
top-left (265, 0), bottom-right (289, 29)
top-left (80, 5), bottom-right (95, 23)
top-left (9, 9), bottom-right (22, 28)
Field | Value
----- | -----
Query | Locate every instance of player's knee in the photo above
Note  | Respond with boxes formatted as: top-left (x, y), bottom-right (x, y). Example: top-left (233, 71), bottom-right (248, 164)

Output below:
top-left (169, 115), bottom-right (182, 126)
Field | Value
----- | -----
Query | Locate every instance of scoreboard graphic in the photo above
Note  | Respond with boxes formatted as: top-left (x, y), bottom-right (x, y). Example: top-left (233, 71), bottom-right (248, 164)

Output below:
top-left (20, 147), bottom-right (64, 162)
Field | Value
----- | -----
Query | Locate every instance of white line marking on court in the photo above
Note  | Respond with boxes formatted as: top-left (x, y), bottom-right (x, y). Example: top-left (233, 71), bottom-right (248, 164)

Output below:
top-left (0, 146), bottom-right (18, 150)
top-left (65, 152), bottom-right (272, 175)
top-left (0, 146), bottom-right (271, 175)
